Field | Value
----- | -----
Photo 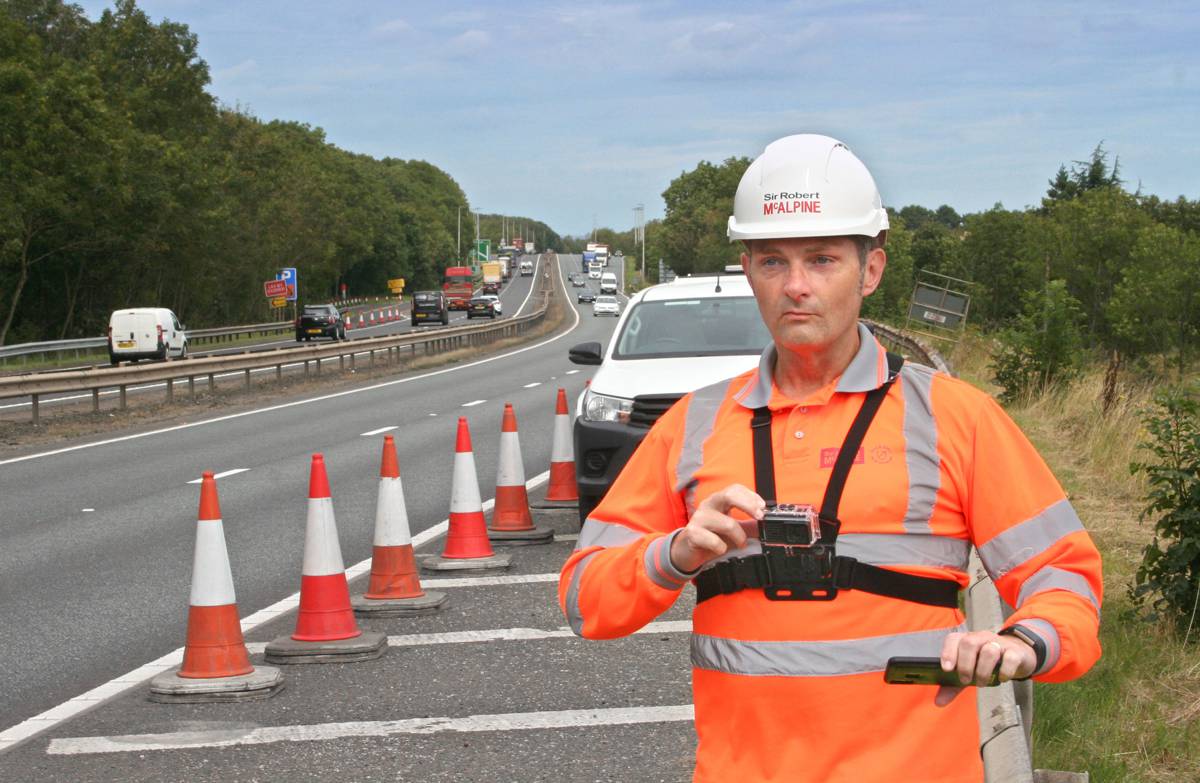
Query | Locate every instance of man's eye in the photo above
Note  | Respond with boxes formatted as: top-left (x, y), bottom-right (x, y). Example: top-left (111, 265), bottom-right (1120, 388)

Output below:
top-left (813, 256), bottom-right (834, 265)
top-left (761, 257), bottom-right (783, 266)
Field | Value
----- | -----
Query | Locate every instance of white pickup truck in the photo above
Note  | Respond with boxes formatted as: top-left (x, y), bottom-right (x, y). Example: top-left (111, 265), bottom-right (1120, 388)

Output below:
top-left (519, 259), bottom-right (534, 276)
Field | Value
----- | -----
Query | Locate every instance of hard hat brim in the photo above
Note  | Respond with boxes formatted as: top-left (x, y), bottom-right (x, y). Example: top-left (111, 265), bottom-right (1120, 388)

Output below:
top-left (727, 213), bottom-right (889, 242)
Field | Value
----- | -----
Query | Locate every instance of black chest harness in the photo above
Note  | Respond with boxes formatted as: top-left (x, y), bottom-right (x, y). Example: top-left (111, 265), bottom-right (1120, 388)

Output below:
top-left (694, 352), bottom-right (960, 608)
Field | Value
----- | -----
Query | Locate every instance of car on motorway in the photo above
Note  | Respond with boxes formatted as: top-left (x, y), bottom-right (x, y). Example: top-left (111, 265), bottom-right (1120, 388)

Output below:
top-left (479, 293), bottom-right (503, 315)
top-left (567, 270), bottom-right (770, 524)
top-left (107, 307), bottom-right (188, 364)
top-left (295, 304), bottom-right (345, 342)
top-left (411, 290), bottom-right (450, 325)
top-left (571, 274), bottom-right (587, 288)
top-left (466, 295), bottom-right (498, 319)
top-left (577, 288), bottom-right (597, 304)
top-left (592, 295), bottom-right (620, 316)
top-left (599, 272), bottom-right (618, 294)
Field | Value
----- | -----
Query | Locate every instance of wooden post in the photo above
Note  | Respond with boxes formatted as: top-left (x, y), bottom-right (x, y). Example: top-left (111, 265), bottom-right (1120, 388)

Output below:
top-left (244, 368), bottom-right (251, 389)
top-left (166, 377), bottom-right (174, 403)
top-left (119, 385), bottom-right (127, 410)
top-left (31, 393), bottom-right (39, 425)
top-left (92, 388), bottom-right (100, 412)
top-left (189, 376), bottom-right (195, 399)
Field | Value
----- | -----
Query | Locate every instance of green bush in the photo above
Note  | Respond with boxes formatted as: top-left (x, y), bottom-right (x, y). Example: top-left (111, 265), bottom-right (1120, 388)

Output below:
top-left (1129, 387), bottom-right (1200, 641)
top-left (991, 279), bottom-right (1084, 403)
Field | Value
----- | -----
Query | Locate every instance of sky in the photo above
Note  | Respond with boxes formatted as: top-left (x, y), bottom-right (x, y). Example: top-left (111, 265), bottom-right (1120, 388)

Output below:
top-left (75, 0), bottom-right (1200, 238)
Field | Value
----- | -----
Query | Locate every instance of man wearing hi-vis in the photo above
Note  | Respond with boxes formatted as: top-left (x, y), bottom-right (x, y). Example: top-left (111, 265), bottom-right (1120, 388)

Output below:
top-left (558, 134), bottom-right (1102, 782)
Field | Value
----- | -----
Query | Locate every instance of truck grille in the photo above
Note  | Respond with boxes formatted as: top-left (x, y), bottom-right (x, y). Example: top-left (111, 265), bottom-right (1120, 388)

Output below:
top-left (628, 394), bottom-right (684, 429)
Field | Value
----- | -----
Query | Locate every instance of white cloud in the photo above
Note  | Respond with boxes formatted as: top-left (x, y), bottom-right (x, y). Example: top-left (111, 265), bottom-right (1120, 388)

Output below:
top-left (372, 18), bottom-right (413, 40)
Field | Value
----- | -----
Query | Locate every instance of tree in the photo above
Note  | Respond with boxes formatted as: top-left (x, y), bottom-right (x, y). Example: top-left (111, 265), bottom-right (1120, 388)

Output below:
top-left (1041, 143), bottom-right (1122, 210)
top-left (658, 157), bottom-right (750, 276)
top-left (1109, 224), bottom-right (1200, 376)
top-left (990, 279), bottom-right (1085, 403)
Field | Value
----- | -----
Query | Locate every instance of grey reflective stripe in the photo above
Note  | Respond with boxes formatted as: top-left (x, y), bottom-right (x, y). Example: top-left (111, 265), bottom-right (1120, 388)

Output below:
top-left (1017, 618), bottom-right (1060, 675)
top-left (577, 518), bottom-right (643, 551)
top-left (835, 323), bottom-right (883, 392)
top-left (701, 533), bottom-right (969, 572)
top-left (675, 379), bottom-right (731, 514)
top-left (565, 551), bottom-right (599, 636)
top-left (691, 623), bottom-right (966, 677)
top-left (1016, 566), bottom-right (1099, 613)
top-left (900, 364), bottom-right (940, 535)
top-left (978, 499), bottom-right (1085, 579)
top-left (838, 533), bottom-right (970, 570)
top-left (643, 532), bottom-right (690, 591)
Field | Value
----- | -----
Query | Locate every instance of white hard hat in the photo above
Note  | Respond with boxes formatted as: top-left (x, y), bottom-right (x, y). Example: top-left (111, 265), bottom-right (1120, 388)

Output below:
top-left (727, 134), bottom-right (888, 242)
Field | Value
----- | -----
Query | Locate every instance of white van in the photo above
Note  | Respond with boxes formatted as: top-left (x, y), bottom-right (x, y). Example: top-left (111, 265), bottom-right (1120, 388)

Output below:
top-left (107, 308), bottom-right (188, 364)
top-left (599, 272), bottom-right (618, 294)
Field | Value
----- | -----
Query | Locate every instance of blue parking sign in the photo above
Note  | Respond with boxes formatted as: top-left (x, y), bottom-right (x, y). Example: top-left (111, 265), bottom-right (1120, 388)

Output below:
top-left (277, 267), bottom-right (298, 301)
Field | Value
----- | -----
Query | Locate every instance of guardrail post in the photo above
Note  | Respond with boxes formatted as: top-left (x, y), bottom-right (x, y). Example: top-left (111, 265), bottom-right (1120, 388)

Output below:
top-left (369, 350), bottom-right (375, 367)
top-left (31, 393), bottom-right (39, 425)
top-left (166, 377), bottom-right (174, 403)
top-left (92, 388), bottom-right (100, 412)
top-left (315, 357), bottom-right (322, 376)
top-left (119, 385), bottom-right (127, 411)
top-left (303, 360), bottom-right (309, 378)
top-left (350, 352), bottom-right (356, 370)
top-left (339, 355), bottom-right (345, 372)
top-left (276, 363), bottom-right (282, 382)
top-left (208, 373), bottom-right (215, 392)
top-left (188, 376), bottom-right (195, 399)
top-left (244, 369), bottom-right (251, 389)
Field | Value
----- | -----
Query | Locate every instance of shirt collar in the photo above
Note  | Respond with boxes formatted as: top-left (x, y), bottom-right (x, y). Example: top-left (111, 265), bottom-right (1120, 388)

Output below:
top-left (734, 322), bottom-right (888, 410)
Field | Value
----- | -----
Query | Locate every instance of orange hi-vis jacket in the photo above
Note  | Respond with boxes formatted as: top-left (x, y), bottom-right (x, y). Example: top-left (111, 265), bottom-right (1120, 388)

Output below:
top-left (558, 324), bottom-right (1103, 783)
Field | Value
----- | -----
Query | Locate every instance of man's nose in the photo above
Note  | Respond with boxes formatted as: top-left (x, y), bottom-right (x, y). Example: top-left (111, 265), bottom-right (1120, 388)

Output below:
top-left (782, 263), bottom-right (812, 299)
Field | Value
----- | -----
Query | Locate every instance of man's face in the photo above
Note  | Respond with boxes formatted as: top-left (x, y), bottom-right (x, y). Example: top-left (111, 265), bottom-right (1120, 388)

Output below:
top-left (740, 236), bottom-right (886, 356)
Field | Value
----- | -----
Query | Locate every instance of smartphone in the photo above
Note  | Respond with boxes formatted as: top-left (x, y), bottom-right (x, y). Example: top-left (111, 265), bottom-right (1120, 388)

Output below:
top-left (883, 656), bottom-right (1001, 687)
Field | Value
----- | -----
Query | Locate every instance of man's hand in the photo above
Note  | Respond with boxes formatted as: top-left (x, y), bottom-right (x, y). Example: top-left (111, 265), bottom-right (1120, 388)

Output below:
top-left (933, 629), bottom-right (1037, 706)
top-left (669, 484), bottom-right (766, 574)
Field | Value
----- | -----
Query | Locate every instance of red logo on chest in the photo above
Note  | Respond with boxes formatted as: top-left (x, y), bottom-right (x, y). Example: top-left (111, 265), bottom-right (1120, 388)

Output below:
top-left (820, 447), bottom-right (865, 468)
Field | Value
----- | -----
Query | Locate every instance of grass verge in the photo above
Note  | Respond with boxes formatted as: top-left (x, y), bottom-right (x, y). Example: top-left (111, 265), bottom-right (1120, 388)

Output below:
top-left (946, 332), bottom-right (1199, 782)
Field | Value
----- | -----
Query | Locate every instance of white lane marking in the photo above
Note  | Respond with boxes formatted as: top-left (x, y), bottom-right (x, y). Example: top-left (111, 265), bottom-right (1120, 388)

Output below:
top-left (565, 370), bottom-right (580, 375)
top-left (360, 426), bottom-right (398, 437)
top-left (418, 573), bottom-right (559, 588)
top-left (522, 382), bottom-right (541, 388)
top-left (557, 533), bottom-right (579, 541)
top-left (185, 468), bottom-right (249, 485)
top-left (461, 399), bottom-right (486, 407)
top-left (81, 508), bottom-right (95, 513)
top-left (428, 412), bottom-right (438, 416)
top-left (0, 255), bottom-right (581, 468)
top-left (0, 471), bottom-right (550, 753)
top-left (47, 705), bottom-right (695, 755)
top-left (242, 620), bottom-right (690, 653)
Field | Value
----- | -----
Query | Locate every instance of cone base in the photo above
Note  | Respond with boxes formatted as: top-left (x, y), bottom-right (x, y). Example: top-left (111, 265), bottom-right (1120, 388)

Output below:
top-left (149, 665), bottom-right (283, 703)
top-left (530, 498), bottom-right (579, 509)
top-left (418, 553), bottom-right (511, 573)
top-left (352, 591), bottom-right (448, 617)
top-left (487, 525), bottom-right (555, 545)
top-left (264, 630), bottom-right (386, 665)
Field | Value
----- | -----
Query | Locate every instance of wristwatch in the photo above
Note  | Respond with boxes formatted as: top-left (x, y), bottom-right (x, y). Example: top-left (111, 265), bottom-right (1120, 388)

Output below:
top-left (999, 624), bottom-right (1046, 678)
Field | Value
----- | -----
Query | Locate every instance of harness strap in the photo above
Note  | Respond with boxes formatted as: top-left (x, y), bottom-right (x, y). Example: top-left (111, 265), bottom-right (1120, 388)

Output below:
top-left (694, 351), bottom-right (960, 608)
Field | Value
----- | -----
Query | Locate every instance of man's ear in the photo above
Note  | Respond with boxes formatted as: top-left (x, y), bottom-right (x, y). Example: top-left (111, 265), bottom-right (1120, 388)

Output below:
top-left (861, 247), bottom-right (887, 297)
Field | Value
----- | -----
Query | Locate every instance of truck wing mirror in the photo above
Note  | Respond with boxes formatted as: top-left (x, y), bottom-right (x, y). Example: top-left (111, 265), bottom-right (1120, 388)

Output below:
top-left (569, 341), bottom-right (603, 365)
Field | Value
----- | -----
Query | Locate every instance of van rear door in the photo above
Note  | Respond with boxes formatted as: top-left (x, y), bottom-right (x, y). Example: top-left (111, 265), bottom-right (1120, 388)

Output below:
top-left (112, 311), bottom-right (160, 353)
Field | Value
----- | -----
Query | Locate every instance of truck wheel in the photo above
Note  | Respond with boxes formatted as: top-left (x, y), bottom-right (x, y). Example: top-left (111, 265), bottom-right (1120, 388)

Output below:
top-left (109, 353), bottom-right (119, 366)
top-left (295, 333), bottom-right (303, 342)
top-left (442, 314), bottom-right (449, 325)
top-left (180, 342), bottom-right (188, 359)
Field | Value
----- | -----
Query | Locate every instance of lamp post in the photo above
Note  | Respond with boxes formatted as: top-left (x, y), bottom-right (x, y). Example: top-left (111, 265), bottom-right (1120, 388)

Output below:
top-left (633, 204), bottom-right (645, 281)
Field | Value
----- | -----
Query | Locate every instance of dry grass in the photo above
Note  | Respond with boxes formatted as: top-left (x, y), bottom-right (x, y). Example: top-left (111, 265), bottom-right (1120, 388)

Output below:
top-left (941, 330), bottom-right (1200, 782)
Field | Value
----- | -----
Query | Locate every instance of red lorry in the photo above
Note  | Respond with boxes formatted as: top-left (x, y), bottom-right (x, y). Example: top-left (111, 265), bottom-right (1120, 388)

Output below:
top-left (442, 265), bottom-right (475, 310)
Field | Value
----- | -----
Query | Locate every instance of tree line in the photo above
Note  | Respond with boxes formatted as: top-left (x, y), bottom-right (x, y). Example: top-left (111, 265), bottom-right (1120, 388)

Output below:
top-left (647, 146), bottom-right (1199, 397)
top-left (0, 0), bottom-right (562, 345)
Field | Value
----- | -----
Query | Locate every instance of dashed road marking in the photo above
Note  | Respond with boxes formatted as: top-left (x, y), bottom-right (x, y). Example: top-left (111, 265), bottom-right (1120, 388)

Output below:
top-left (186, 468), bottom-right (248, 485)
top-left (522, 382), bottom-right (541, 388)
top-left (47, 705), bottom-right (695, 755)
top-left (461, 399), bottom-right (487, 407)
top-left (360, 426), bottom-right (398, 437)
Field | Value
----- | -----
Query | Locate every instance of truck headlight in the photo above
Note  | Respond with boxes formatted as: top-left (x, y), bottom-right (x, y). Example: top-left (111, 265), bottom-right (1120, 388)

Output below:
top-left (583, 388), bottom-right (632, 423)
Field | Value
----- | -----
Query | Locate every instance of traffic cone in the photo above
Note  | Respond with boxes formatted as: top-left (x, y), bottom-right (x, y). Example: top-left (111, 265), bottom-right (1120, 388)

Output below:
top-left (538, 387), bottom-right (578, 506)
top-left (357, 313), bottom-right (365, 328)
top-left (149, 472), bottom-right (283, 702)
top-left (369, 311), bottom-right (377, 326)
top-left (352, 435), bottom-right (447, 616)
top-left (489, 404), bottom-right (553, 544)
top-left (344, 313), bottom-right (353, 331)
top-left (265, 454), bottom-right (386, 664)
top-left (419, 418), bottom-right (511, 572)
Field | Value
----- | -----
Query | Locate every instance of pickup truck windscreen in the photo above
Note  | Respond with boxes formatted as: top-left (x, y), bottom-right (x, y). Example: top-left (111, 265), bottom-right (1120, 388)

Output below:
top-left (613, 297), bottom-right (771, 359)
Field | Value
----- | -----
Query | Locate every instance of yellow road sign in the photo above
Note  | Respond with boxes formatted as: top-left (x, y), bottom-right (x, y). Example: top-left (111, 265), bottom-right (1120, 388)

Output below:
top-left (271, 296), bottom-right (287, 308)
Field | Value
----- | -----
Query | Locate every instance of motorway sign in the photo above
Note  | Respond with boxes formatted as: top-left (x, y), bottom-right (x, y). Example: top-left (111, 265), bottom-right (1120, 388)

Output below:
top-left (270, 296), bottom-right (287, 308)
top-left (263, 279), bottom-right (289, 298)
top-left (277, 267), bottom-right (298, 301)
top-left (387, 278), bottom-right (406, 293)
top-left (473, 240), bottom-right (490, 265)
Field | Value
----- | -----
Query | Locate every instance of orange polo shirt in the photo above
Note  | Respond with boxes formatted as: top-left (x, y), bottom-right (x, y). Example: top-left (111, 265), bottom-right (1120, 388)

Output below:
top-left (559, 324), bottom-right (1102, 783)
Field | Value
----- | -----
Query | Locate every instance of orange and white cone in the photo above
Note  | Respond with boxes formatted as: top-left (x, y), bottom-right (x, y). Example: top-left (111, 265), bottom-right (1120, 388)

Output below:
top-left (352, 435), bottom-right (447, 616)
top-left (540, 387), bottom-right (578, 506)
top-left (489, 404), bottom-right (553, 544)
top-left (150, 472), bottom-right (283, 702)
top-left (369, 311), bottom-right (377, 325)
top-left (265, 454), bottom-right (386, 664)
top-left (357, 313), bottom-right (365, 328)
top-left (419, 417), bottom-right (511, 572)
